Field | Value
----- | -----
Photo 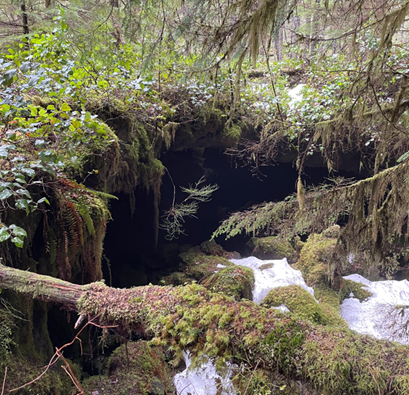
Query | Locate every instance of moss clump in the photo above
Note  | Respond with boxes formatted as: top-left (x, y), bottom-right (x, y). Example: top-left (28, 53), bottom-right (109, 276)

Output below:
top-left (179, 247), bottom-right (234, 282)
top-left (248, 236), bottom-right (297, 263)
top-left (313, 287), bottom-right (348, 328)
top-left (263, 319), bottom-right (306, 376)
top-left (297, 327), bottom-right (409, 395)
top-left (0, 354), bottom-right (74, 395)
top-left (222, 122), bottom-right (242, 143)
top-left (159, 271), bottom-right (189, 286)
top-left (82, 341), bottom-right (173, 395)
top-left (295, 231), bottom-right (339, 287)
top-left (199, 239), bottom-right (226, 256)
top-left (259, 262), bottom-right (274, 270)
top-left (201, 265), bottom-right (254, 300)
top-left (261, 285), bottom-right (331, 325)
top-left (339, 279), bottom-right (373, 302)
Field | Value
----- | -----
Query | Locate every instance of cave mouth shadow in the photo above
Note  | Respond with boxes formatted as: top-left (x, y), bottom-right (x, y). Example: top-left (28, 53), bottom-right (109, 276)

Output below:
top-left (103, 147), bottom-right (359, 288)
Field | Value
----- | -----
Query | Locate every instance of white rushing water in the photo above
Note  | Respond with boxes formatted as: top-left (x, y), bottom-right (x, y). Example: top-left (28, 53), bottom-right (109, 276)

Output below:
top-left (229, 256), bottom-right (314, 304)
top-left (340, 273), bottom-right (409, 344)
top-left (174, 352), bottom-right (236, 395)
top-left (174, 257), bottom-right (409, 394)
top-left (174, 257), bottom-right (313, 394)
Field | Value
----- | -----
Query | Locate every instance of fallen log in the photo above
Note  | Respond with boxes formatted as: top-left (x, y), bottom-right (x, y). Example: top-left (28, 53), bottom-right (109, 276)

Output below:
top-left (1, 262), bottom-right (409, 394)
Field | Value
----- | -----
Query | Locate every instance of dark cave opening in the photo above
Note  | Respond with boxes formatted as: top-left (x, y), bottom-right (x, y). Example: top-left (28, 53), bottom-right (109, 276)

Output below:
top-left (102, 147), bottom-right (359, 288)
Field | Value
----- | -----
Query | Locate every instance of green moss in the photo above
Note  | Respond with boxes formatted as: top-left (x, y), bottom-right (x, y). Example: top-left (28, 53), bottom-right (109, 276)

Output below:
top-left (159, 271), bottom-right (189, 286)
top-left (0, 305), bottom-right (15, 362)
top-left (179, 247), bottom-right (234, 281)
top-left (259, 263), bottom-right (274, 270)
top-left (263, 319), bottom-right (306, 376)
top-left (0, 354), bottom-right (74, 395)
top-left (248, 236), bottom-right (297, 263)
top-left (201, 265), bottom-right (254, 300)
top-left (295, 232), bottom-right (338, 287)
top-left (297, 327), bottom-right (409, 395)
top-left (340, 279), bottom-right (373, 302)
top-left (222, 122), bottom-right (242, 142)
top-left (82, 341), bottom-right (173, 395)
top-left (261, 285), bottom-right (331, 325)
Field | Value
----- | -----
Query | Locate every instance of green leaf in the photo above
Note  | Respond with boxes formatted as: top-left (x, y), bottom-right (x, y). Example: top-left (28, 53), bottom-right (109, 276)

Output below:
top-left (0, 227), bottom-right (10, 242)
top-left (35, 139), bottom-right (45, 147)
top-left (20, 62), bottom-right (30, 73)
top-left (16, 189), bottom-right (31, 198)
top-left (0, 144), bottom-right (16, 159)
top-left (21, 167), bottom-right (36, 177)
top-left (11, 237), bottom-right (24, 248)
top-left (15, 199), bottom-right (30, 212)
top-left (61, 103), bottom-right (71, 112)
top-left (4, 69), bottom-right (17, 81)
top-left (0, 189), bottom-right (13, 200)
top-left (30, 106), bottom-right (38, 116)
top-left (37, 197), bottom-right (50, 205)
top-left (9, 224), bottom-right (28, 237)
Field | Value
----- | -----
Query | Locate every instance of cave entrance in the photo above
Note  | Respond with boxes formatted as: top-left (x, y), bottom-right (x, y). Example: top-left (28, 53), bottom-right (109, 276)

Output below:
top-left (103, 146), bottom-right (347, 288)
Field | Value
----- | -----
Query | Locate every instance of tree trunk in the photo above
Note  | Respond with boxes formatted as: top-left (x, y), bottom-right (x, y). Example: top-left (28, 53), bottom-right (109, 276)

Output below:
top-left (1, 263), bottom-right (409, 394)
top-left (20, 1), bottom-right (29, 36)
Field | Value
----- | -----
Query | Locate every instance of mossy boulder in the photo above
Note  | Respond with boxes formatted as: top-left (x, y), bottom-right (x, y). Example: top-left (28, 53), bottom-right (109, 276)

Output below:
top-left (159, 271), bottom-right (189, 286)
top-left (82, 341), bottom-right (174, 395)
top-left (248, 236), bottom-right (297, 263)
top-left (201, 265), bottom-right (254, 300)
top-left (179, 247), bottom-right (234, 282)
top-left (339, 279), bottom-right (373, 302)
top-left (261, 285), bottom-right (332, 325)
top-left (295, 228), bottom-right (342, 288)
top-left (199, 239), bottom-right (226, 256)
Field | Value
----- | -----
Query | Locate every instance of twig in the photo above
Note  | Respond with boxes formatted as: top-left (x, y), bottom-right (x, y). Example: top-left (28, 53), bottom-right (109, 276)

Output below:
top-left (243, 358), bottom-right (261, 395)
top-left (1, 367), bottom-right (7, 395)
top-left (9, 314), bottom-right (111, 393)
top-left (368, 366), bottom-right (382, 395)
top-left (59, 351), bottom-right (84, 394)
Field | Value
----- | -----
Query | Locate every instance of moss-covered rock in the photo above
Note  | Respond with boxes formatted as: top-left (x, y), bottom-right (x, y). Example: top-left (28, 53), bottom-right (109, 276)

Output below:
top-left (339, 279), bottom-right (373, 302)
top-left (261, 285), bottom-right (331, 325)
top-left (201, 265), bottom-right (254, 300)
top-left (159, 271), bottom-right (189, 286)
top-left (248, 236), bottom-right (297, 263)
top-left (295, 230), bottom-right (340, 287)
top-left (82, 341), bottom-right (174, 395)
top-left (199, 239), bottom-right (226, 256)
top-left (179, 247), bottom-right (234, 282)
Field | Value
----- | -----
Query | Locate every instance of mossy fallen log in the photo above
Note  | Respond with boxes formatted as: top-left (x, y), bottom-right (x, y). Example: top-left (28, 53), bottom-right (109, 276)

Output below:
top-left (1, 263), bottom-right (409, 394)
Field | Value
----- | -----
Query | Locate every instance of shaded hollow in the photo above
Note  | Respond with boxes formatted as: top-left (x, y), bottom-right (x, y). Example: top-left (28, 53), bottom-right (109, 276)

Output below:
top-left (103, 146), bottom-right (358, 288)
